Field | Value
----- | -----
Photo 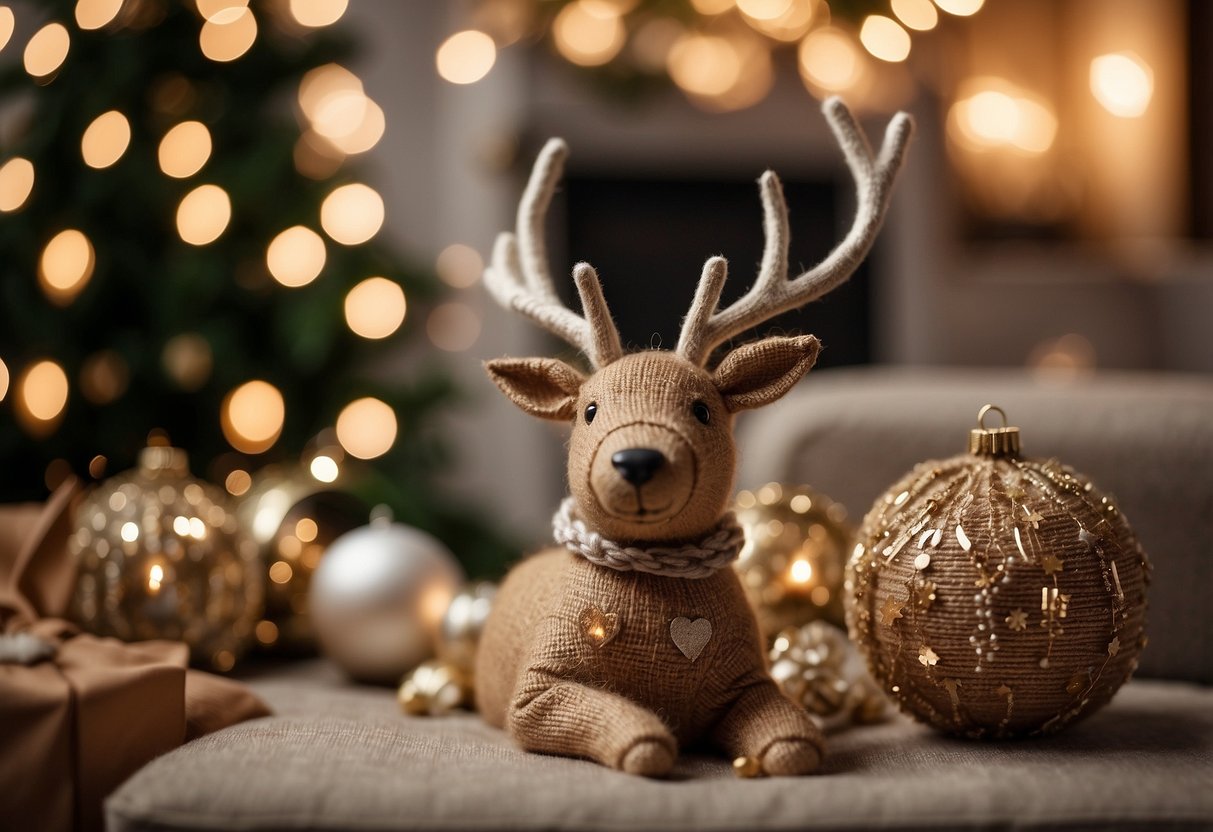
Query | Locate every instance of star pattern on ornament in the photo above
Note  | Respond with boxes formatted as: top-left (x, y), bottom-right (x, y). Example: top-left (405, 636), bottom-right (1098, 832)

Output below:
top-left (974, 572), bottom-right (995, 588)
top-left (910, 580), bottom-right (937, 612)
top-left (878, 597), bottom-right (904, 627)
top-left (919, 645), bottom-right (939, 667)
top-left (1006, 609), bottom-right (1028, 631)
top-left (1041, 554), bottom-right (1064, 576)
top-left (1021, 507), bottom-right (1044, 530)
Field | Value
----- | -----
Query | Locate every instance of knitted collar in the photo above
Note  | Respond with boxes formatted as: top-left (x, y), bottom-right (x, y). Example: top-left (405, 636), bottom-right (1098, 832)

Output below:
top-left (552, 497), bottom-right (744, 580)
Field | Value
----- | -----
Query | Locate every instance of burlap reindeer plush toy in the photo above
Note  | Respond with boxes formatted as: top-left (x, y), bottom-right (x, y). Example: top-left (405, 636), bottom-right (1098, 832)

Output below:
top-left (476, 98), bottom-right (912, 778)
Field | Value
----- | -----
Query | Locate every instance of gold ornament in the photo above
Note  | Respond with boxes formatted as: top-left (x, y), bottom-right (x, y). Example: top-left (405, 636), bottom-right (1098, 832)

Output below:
top-left (768, 621), bottom-right (890, 728)
top-left (398, 660), bottom-right (471, 716)
top-left (846, 405), bottom-right (1150, 738)
top-left (309, 519), bottom-right (466, 684)
top-left (437, 581), bottom-right (498, 674)
top-left (236, 465), bottom-right (366, 653)
top-left (69, 446), bottom-right (262, 671)
top-left (733, 483), bottom-right (853, 638)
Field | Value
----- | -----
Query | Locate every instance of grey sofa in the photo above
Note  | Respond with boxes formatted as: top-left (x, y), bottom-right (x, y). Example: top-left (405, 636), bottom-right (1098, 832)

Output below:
top-left (107, 368), bottom-right (1213, 831)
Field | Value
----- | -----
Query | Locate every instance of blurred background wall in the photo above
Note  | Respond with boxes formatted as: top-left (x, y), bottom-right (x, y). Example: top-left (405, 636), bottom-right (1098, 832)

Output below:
top-left (338, 0), bottom-right (1213, 547)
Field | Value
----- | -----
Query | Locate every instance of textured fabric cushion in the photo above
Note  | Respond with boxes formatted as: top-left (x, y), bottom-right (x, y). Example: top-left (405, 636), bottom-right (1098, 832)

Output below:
top-left (107, 660), bottom-right (1213, 832)
top-left (736, 368), bottom-right (1213, 683)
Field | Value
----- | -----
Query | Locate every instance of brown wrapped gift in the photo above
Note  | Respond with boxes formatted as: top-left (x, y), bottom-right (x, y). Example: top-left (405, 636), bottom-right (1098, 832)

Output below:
top-left (0, 479), bottom-right (270, 832)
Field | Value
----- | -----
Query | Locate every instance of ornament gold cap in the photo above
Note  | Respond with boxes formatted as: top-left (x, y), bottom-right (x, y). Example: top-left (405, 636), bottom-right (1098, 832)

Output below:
top-left (139, 445), bottom-right (189, 474)
top-left (968, 404), bottom-right (1020, 457)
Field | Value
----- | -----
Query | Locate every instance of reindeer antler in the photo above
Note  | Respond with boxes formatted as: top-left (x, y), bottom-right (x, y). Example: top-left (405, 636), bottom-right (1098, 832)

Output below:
top-left (677, 98), bottom-right (914, 366)
top-left (485, 138), bottom-right (624, 369)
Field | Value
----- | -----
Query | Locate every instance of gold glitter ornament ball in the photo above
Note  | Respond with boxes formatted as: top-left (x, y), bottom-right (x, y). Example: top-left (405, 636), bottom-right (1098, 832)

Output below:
top-left (734, 483), bottom-right (853, 637)
top-left (846, 406), bottom-right (1150, 738)
top-left (70, 446), bottom-right (263, 671)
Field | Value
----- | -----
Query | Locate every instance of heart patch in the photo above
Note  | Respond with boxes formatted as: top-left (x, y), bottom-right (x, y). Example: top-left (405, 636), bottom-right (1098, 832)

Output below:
top-left (580, 605), bottom-right (620, 648)
top-left (670, 617), bottom-right (712, 662)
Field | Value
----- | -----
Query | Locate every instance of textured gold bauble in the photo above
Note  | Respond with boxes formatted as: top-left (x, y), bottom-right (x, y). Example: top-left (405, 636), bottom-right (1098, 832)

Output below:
top-left (846, 406), bottom-right (1150, 738)
top-left (437, 581), bottom-right (497, 675)
top-left (734, 483), bottom-right (852, 638)
top-left (69, 446), bottom-right (263, 671)
top-left (769, 620), bottom-right (890, 728)
top-left (398, 659), bottom-right (471, 716)
top-left (236, 465), bottom-right (366, 653)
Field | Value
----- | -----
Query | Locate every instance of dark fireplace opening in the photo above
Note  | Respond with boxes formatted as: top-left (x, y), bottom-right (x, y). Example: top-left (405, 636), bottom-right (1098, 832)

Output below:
top-left (551, 174), bottom-right (870, 369)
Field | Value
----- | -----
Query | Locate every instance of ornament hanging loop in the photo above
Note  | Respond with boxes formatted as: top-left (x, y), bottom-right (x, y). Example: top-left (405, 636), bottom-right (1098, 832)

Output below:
top-left (969, 404), bottom-right (1021, 457)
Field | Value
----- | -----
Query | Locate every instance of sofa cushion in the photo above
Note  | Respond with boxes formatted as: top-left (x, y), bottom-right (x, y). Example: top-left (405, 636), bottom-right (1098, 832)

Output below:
top-left (736, 367), bottom-right (1213, 683)
top-left (106, 660), bottom-right (1213, 832)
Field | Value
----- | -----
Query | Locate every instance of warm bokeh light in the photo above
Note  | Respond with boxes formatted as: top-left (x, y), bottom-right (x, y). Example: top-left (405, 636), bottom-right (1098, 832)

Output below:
top-left (266, 226), bottom-right (326, 287)
top-left (319, 183), bottom-right (384, 245)
top-left (933, 0), bottom-right (983, 16)
top-left (196, 0), bottom-right (248, 20)
top-left (294, 130), bottom-right (346, 180)
top-left (299, 63), bottom-right (362, 120)
top-left (1090, 52), bottom-right (1153, 118)
top-left (0, 357), bottom-right (9, 402)
top-left (435, 243), bottom-right (484, 288)
top-left (225, 469), bottom-right (252, 496)
top-left (949, 80), bottom-right (1057, 156)
top-left (668, 34), bottom-right (742, 97)
top-left (427, 302), bottom-right (482, 352)
top-left (860, 15), bottom-right (911, 63)
top-left (80, 349), bottom-right (129, 405)
top-left (39, 229), bottom-right (95, 306)
top-left (309, 90), bottom-right (367, 141)
top-left (199, 6), bottom-right (257, 62)
top-left (789, 558), bottom-right (813, 584)
top-left (344, 277), bottom-right (406, 339)
top-left (689, 0), bottom-right (732, 12)
top-left (176, 184), bottom-right (231, 245)
top-left (159, 121), bottom-right (212, 178)
top-left (741, 0), bottom-right (815, 43)
top-left (309, 455), bottom-right (339, 483)
top-left (162, 332), bottom-right (213, 390)
top-left (735, 0), bottom-right (792, 21)
top-left (17, 360), bottom-right (69, 434)
top-left (630, 17), bottom-right (683, 71)
top-left (1029, 333), bottom-right (1097, 380)
top-left (327, 99), bottom-right (384, 155)
top-left (24, 22), bottom-right (71, 79)
top-left (75, 0), bottom-right (124, 30)
top-left (0, 157), bottom-right (35, 212)
top-left (221, 380), bottom-right (285, 454)
top-left (799, 27), bottom-right (865, 93)
top-left (0, 7), bottom-right (14, 52)
top-left (335, 397), bottom-right (398, 460)
top-left (435, 29), bottom-right (497, 84)
top-left (289, 0), bottom-right (347, 27)
top-left (81, 110), bottom-right (131, 169)
top-left (892, 0), bottom-right (938, 31)
top-left (553, 1), bottom-right (625, 67)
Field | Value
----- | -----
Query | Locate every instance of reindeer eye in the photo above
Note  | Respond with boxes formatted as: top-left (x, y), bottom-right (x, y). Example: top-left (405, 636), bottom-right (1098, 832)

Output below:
top-left (584, 402), bottom-right (597, 424)
top-left (692, 400), bottom-right (711, 425)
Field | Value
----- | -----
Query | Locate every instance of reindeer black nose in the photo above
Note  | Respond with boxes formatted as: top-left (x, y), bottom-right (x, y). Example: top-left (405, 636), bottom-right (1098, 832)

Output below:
top-left (612, 448), bottom-right (666, 486)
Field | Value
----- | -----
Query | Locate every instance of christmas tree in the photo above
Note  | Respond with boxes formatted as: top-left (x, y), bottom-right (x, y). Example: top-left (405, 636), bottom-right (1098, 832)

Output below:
top-left (0, 0), bottom-right (507, 574)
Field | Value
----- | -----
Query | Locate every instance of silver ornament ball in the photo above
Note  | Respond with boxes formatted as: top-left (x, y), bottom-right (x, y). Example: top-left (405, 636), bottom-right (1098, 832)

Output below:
top-left (310, 521), bottom-right (465, 683)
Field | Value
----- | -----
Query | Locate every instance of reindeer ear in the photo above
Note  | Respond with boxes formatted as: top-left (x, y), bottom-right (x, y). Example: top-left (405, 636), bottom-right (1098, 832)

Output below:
top-left (485, 358), bottom-right (586, 421)
top-left (712, 335), bottom-right (820, 413)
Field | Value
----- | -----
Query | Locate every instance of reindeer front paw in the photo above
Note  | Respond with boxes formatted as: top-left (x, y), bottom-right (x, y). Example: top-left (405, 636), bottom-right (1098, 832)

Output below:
top-left (620, 736), bottom-right (677, 777)
top-left (761, 738), bottom-right (821, 776)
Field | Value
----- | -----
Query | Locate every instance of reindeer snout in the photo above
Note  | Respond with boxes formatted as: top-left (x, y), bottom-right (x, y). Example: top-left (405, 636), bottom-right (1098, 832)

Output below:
top-left (611, 448), bottom-right (666, 486)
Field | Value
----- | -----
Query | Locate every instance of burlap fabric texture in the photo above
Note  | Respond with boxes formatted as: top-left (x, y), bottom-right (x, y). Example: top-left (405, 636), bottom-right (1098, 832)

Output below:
top-left (477, 547), bottom-right (823, 774)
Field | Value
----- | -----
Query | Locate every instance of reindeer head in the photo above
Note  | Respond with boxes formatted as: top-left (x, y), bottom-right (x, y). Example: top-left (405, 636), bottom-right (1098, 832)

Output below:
top-left (485, 99), bottom-right (912, 546)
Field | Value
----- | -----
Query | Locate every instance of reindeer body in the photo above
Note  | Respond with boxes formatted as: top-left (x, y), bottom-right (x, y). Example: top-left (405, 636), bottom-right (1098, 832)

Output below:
top-left (475, 100), bottom-right (912, 777)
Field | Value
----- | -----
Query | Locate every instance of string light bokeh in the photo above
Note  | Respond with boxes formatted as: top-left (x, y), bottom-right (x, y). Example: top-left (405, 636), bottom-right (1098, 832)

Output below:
top-left (0, 0), bottom-right (409, 491)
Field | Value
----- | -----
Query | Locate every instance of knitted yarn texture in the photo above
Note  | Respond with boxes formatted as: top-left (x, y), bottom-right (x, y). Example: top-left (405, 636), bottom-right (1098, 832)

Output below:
top-left (553, 497), bottom-right (744, 580)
